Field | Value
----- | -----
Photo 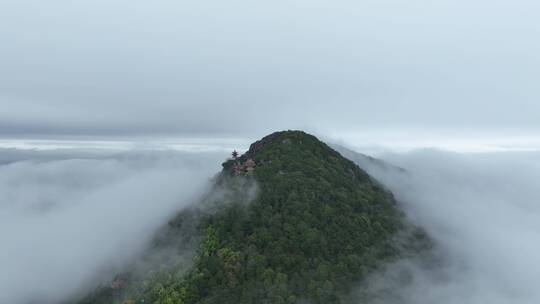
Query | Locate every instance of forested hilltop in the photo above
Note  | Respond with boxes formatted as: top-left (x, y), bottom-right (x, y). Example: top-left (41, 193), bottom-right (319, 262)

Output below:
top-left (76, 130), bottom-right (428, 304)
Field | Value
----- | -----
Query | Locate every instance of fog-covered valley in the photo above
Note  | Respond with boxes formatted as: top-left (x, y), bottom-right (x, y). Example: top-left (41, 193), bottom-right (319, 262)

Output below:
top-left (358, 149), bottom-right (540, 304)
top-left (1, 141), bottom-right (539, 303)
top-left (0, 147), bottom-right (226, 303)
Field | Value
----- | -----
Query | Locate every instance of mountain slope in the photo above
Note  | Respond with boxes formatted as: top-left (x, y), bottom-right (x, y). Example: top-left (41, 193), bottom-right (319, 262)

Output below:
top-left (330, 144), bottom-right (405, 175)
top-left (76, 130), bottom-right (427, 304)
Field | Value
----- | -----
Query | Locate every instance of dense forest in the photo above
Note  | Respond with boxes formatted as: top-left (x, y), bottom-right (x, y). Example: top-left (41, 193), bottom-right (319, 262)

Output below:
top-left (75, 130), bottom-right (429, 304)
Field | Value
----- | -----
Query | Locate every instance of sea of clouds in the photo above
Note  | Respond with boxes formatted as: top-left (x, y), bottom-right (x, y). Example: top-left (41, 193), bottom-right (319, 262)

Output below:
top-left (359, 149), bottom-right (540, 304)
top-left (2, 140), bottom-right (540, 304)
top-left (0, 147), bottom-right (227, 304)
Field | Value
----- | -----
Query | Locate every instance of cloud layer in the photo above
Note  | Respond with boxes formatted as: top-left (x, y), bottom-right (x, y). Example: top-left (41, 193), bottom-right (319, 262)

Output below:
top-left (2, 139), bottom-right (540, 304)
top-left (359, 149), bottom-right (540, 303)
top-left (0, 148), bottom-right (226, 304)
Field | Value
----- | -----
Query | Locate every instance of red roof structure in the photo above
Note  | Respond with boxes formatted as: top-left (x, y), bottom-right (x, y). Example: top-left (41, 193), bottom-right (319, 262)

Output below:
top-left (245, 159), bottom-right (256, 171)
top-left (111, 279), bottom-right (124, 290)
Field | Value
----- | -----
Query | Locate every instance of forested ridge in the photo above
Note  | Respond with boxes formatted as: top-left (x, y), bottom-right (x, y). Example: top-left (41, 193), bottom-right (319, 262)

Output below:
top-left (75, 130), bottom-right (428, 304)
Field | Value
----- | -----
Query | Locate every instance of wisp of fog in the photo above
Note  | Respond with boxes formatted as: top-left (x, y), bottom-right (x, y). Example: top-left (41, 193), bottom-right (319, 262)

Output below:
top-left (359, 149), bottom-right (540, 304)
top-left (0, 148), bottom-right (225, 304)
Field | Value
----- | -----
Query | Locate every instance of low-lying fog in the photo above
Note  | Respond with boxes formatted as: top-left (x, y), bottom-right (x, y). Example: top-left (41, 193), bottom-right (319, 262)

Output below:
top-left (1, 142), bottom-right (539, 304)
top-left (0, 147), bottom-right (227, 303)
top-left (361, 149), bottom-right (540, 304)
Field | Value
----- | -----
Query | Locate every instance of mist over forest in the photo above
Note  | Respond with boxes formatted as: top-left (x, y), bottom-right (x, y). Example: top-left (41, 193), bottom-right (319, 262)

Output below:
top-left (1, 142), bottom-right (539, 303)
top-left (0, 148), bottom-right (224, 303)
top-left (2, 0), bottom-right (539, 303)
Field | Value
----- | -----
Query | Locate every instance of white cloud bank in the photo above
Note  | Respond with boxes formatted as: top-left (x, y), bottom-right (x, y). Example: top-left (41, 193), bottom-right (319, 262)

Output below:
top-left (0, 148), bottom-right (226, 304)
top-left (3, 138), bottom-right (540, 304)
top-left (359, 149), bottom-right (540, 304)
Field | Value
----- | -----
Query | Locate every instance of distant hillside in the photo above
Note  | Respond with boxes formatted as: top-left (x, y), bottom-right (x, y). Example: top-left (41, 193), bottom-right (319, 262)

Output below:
top-left (330, 144), bottom-right (405, 175)
top-left (76, 130), bottom-right (428, 304)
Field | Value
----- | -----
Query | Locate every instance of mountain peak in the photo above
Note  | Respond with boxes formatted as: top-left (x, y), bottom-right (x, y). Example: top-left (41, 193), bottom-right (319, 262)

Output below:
top-left (224, 130), bottom-right (369, 181)
top-left (223, 130), bottom-right (320, 173)
top-left (240, 130), bottom-right (317, 159)
top-left (78, 130), bottom-right (428, 304)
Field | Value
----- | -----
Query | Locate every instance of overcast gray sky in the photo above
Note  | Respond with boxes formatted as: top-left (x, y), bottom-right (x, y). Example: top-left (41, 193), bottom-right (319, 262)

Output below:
top-left (1, 0), bottom-right (539, 138)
